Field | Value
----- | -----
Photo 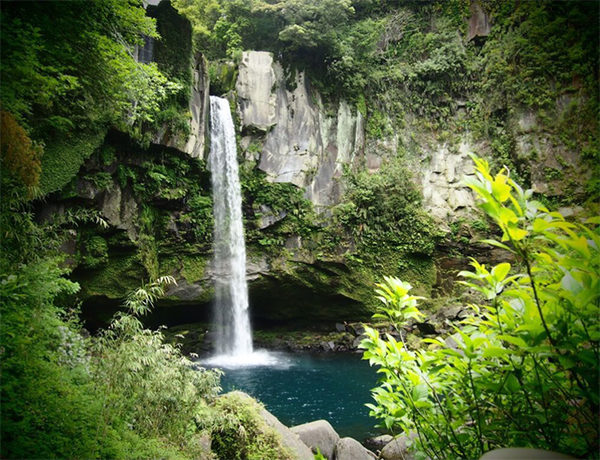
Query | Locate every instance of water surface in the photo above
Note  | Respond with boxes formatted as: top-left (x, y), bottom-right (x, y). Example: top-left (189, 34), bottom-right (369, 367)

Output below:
top-left (212, 351), bottom-right (382, 441)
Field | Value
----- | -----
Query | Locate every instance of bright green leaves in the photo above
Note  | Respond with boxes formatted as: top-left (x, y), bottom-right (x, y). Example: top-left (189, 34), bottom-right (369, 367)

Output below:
top-left (362, 156), bottom-right (600, 459)
top-left (491, 172), bottom-right (511, 203)
top-left (373, 276), bottom-right (424, 326)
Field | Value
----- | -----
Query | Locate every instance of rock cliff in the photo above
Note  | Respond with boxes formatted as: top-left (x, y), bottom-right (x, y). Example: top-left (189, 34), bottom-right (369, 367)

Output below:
top-left (43, 5), bottom-right (593, 326)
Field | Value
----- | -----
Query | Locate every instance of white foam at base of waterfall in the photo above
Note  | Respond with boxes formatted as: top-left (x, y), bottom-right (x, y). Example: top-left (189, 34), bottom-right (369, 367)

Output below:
top-left (201, 350), bottom-right (293, 369)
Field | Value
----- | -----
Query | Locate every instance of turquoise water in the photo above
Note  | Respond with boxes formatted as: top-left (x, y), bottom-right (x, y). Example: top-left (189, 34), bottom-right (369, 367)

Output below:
top-left (214, 352), bottom-right (382, 441)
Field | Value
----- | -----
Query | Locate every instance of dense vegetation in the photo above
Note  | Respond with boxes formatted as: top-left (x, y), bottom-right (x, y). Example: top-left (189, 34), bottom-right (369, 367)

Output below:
top-left (1, 0), bottom-right (598, 458)
top-left (361, 158), bottom-right (599, 458)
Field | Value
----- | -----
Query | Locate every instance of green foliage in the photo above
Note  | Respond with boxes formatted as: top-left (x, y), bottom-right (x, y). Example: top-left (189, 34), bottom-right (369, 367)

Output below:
top-left (361, 157), bottom-right (599, 459)
top-left (203, 392), bottom-right (294, 460)
top-left (208, 60), bottom-right (239, 95)
top-left (480, 1), bottom-right (598, 112)
top-left (241, 164), bottom-right (317, 249)
top-left (336, 158), bottom-right (439, 257)
top-left (1, 261), bottom-right (222, 459)
top-left (0, 0), bottom-right (179, 144)
top-left (39, 131), bottom-right (106, 195)
top-left (144, 0), bottom-right (194, 141)
top-left (80, 235), bottom-right (109, 269)
top-left (314, 448), bottom-right (327, 460)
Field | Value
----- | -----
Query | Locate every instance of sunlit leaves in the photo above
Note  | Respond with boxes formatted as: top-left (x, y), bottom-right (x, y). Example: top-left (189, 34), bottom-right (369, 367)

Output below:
top-left (362, 156), bottom-right (599, 459)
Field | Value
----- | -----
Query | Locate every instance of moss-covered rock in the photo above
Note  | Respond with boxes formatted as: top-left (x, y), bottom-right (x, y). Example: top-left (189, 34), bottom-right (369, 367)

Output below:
top-left (210, 392), bottom-right (301, 460)
top-left (76, 251), bottom-right (145, 300)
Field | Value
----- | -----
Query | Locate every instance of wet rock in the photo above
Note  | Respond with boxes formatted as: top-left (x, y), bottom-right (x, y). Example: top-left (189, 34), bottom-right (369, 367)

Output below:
top-left (291, 420), bottom-right (340, 459)
top-left (335, 323), bottom-right (347, 332)
top-left (352, 334), bottom-right (367, 349)
top-left (414, 322), bottom-right (437, 336)
top-left (334, 437), bottom-right (377, 460)
top-left (364, 434), bottom-right (393, 453)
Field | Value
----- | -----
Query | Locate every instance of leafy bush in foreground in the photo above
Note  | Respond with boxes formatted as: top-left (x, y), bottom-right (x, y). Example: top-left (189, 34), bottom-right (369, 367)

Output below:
top-left (0, 268), bottom-right (221, 459)
top-left (361, 157), bottom-right (599, 459)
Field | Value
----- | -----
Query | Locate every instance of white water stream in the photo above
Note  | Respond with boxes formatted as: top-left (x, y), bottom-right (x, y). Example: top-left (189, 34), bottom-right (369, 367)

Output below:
top-left (204, 96), bottom-right (281, 368)
top-left (208, 95), bottom-right (253, 360)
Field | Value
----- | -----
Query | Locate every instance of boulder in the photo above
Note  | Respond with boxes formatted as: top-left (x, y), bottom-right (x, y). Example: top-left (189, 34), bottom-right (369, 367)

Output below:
top-left (334, 437), bottom-right (377, 460)
top-left (291, 420), bottom-right (340, 459)
top-left (352, 334), bottom-right (367, 349)
top-left (380, 433), bottom-right (418, 460)
top-left (229, 392), bottom-right (314, 460)
top-left (479, 448), bottom-right (575, 460)
top-left (364, 434), bottom-right (393, 453)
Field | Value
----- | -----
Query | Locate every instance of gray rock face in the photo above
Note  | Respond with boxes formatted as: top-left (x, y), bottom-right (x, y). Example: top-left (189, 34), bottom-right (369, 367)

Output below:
top-left (165, 280), bottom-right (206, 302)
top-left (334, 437), bottom-right (377, 460)
top-left (184, 54), bottom-right (210, 158)
top-left (236, 51), bottom-right (278, 131)
top-left (418, 138), bottom-right (477, 224)
top-left (380, 434), bottom-right (416, 460)
top-left (100, 185), bottom-right (139, 240)
top-left (291, 419), bottom-right (340, 459)
top-left (153, 53), bottom-right (209, 158)
top-left (468, 0), bottom-right (491, 42)
top-left (236, 51), bottom-right (364, 210)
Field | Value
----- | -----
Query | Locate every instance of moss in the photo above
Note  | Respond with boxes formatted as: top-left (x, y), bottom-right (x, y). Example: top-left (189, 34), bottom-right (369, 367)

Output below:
top-left (39, 130), bottom-right (106, 195)
top-left (181, 256), bottom-right (207, 283)
top-left (79, 235), bottom-right (109, 269)
top-left (210, 392), bottom-right (294, 460)
top-left (77, 252), bottom-right (146, 300)
top-left (208, 61), bottom-right (238, 96)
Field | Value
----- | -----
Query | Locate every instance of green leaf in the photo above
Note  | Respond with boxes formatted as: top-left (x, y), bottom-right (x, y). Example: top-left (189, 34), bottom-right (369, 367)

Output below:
top-left (506, 373), bottom-right (520, 393)
top-left (491, 263), bottom-right (511, 282)
top-left (483, 346), bottom-right (509, 358)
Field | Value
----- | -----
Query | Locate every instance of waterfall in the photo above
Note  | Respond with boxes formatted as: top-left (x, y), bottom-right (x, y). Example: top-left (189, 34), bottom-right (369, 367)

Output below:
top-left (208, 96), bottom-right (253, 357)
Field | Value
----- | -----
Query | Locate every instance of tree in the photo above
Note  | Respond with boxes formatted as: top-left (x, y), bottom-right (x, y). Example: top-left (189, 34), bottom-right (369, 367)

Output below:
top-left (0, 0), bottom-right (179, 141)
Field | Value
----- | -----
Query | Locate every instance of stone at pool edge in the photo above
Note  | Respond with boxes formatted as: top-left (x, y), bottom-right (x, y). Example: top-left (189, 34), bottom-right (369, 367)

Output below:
top-left (335, 437), bottom-right (377, 460)
top-left (363, 434), bottom-right (393, 453)
top-left (291, 419), bottom-right (340, 459)
top-left (226, 391), bottom-right (314, 460)
top-left (380, 432), bottom-right (417, 460)
top-left (479, 448), bottom-right (576, 460)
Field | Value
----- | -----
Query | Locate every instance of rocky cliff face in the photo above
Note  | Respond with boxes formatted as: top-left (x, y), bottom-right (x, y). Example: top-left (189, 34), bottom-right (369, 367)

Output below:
top-left (236, 51), bottom-right (365, 210)
top-left (49, 38), bottom-right (590, 326)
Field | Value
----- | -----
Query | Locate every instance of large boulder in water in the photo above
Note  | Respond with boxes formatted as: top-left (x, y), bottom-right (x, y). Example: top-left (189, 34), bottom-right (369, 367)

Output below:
top-left (291, 419), bottom-right (340, 459)
top-left (334, 437), bottom-right (377, 460)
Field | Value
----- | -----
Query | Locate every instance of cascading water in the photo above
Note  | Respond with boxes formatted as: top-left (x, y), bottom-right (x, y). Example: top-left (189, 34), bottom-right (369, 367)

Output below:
top-left (208, 96), bottom-right (253, 358)
top-left (203, 96), bottom-right (283, 368)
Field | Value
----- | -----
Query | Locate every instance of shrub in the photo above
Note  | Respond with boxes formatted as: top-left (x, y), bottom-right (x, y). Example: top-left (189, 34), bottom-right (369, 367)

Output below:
top-left (206, 392), bottom-right (294, 460)
top-left (361, 156), bottom-right (599, 459)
